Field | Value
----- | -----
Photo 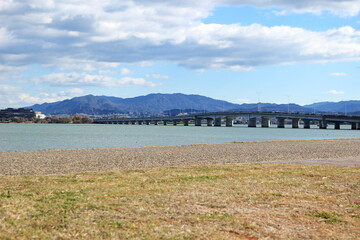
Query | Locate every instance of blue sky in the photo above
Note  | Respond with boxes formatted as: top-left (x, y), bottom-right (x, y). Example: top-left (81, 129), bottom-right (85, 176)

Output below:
top-left (0, 0), bottom-right (360, 108)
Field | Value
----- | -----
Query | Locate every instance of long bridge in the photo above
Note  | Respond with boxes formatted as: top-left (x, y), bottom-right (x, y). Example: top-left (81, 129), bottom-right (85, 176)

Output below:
top-left (94, 111), bottom-right (360, 130)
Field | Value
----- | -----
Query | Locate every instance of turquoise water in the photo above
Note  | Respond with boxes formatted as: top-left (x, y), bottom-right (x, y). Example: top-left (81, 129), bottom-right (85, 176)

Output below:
top-left (0, 123), bottom-right (359, 151)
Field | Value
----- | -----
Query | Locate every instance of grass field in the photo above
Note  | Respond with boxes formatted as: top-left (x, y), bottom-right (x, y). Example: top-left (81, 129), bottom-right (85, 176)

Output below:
top-left (0, 164), bottom-right (359, 239)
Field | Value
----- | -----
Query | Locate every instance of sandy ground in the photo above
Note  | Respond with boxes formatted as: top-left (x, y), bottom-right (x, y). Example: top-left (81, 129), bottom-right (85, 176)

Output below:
top-left (1, 139), bottom-right (360, 176)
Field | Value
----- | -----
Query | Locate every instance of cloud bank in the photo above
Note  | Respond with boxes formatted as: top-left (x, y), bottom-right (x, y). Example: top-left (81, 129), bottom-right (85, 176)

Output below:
top-left (0, 0), bottom-right (359, 73)
top-left (221, 0), bottom-right (360, 16)
top-left (0, 84), bottom-right (85, 105)
top-left (35, 73), bottom-right (158, 87)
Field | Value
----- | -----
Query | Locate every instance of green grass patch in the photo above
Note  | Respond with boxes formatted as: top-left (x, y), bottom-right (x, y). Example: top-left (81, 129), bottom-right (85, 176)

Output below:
top-left (178, 175), bottom-right (220, 182)
top-left (0, 190), bottom-right (11, 198)
top-left (308, 211), bottom-right (344, 224)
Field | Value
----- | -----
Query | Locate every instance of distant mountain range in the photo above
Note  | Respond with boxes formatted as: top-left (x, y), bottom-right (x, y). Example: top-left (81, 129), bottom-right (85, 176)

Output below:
top-left (28, 93), bottom-right (240, 115)
top-left (27, 93), bottom-right (360, 116)
top-left (305, 101), bottom-right (360, 115)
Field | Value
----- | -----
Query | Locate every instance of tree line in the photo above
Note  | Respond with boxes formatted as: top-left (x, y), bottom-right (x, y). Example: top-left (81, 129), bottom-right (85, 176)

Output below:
top-left (1, 114), bottom-right (93, 124)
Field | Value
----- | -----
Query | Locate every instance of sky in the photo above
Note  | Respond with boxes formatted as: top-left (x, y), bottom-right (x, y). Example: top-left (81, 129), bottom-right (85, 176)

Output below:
top-left (0, 0), bottom-right (360, 108)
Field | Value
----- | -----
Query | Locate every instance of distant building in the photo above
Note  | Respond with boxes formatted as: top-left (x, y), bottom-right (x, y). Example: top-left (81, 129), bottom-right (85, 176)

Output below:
top-left (35, 111), bottom-right (46, 119)
top-left (0, 108), bottom-right (36, 119)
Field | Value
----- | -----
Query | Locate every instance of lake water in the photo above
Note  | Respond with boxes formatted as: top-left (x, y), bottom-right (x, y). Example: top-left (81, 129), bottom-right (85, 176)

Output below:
top-left (0, 123), bottom-right (359, 151)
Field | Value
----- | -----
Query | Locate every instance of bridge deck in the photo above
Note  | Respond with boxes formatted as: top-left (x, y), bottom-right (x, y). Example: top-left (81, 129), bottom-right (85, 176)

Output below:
top-left (94, 111), bottom-right (360, 130)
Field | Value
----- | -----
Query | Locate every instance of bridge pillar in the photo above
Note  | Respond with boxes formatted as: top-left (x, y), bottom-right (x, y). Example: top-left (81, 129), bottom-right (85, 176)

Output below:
top-left (207, 119), bottom-right (213, 126)
top-left (351, 122), bottom-right (356, 130)
top-left (303, 119), bottom-right (311, 129)
top-left (195, 119), bottom-right (202, 126)
top-left (261, 117), bottom-right (270, 128)
top-left (183, 120), bottom-right (189, 126)
top-left (119, 122), bottom-right (123, 125)
top-left (277, 117), bottom-right (285, 128)
top-left (334, 122), bottom-right (341, 130)
top-left (248, 117), bottom-right (257, 127)
top-left (226, 117), bottom-right (233, 127)
top-left (145, 121), bottom-right (150, 125)
top-left (292, 118), bottom-right (300, 128)
top-left (131, 121), bottom-right (136, 125)
top-left (319, 120), bottom-right (327, 129)
top-left (357, 122), bottom-right (360, 130)
top-left (163, 121), bottom-right (167, 126)
top-left (154, 121), bottom-right (158, 125)
top-left (124, 121), bottom-right (129, 125)
top-left (173, 120), bottom-right (178, 126)
top-left (137, 121), bottom-right (143, 125)
top-left (214, 118), bottom-right (222, 127)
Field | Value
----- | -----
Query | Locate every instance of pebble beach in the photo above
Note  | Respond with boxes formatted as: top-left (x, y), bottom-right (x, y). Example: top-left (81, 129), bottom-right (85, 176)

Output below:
top-left (1, 139), bottom-right (360, 176)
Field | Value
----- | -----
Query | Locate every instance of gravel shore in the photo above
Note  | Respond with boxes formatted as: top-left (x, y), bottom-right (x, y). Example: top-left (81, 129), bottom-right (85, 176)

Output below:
top-left (1, 139), bottom-right (360, 176)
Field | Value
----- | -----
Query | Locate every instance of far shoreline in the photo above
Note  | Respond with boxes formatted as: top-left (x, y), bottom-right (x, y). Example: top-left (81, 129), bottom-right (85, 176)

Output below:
top-left (1, 137), bottom-right (360, 153)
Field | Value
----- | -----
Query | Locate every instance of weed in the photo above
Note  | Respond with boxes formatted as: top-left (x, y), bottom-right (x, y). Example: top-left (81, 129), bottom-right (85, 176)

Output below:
top-left (179, 175), bottom-right (219, 182)
top-left (0, 190), bottom-right (11, 198)
top-left (113, 221), bottom-right (125, 228)
top-left (241, 222), bottom-right (255, 230)
top-left (21, 193), bottom-right (33, 197)
top-left (308, 211), bottom-right (343, 224)
top-left (200, 212), bottom-right (232, 220)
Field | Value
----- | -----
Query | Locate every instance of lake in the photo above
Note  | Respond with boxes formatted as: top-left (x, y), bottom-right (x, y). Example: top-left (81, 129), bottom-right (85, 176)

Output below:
top-left (0, 123), bottom-right (359, 151)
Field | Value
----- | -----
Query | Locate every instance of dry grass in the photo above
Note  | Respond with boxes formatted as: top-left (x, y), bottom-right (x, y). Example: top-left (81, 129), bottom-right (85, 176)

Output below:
top-left (0, 164), bottom-right (359, 239)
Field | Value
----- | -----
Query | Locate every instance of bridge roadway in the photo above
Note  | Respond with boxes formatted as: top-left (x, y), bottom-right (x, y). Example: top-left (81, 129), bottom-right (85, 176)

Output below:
top-left (94, 111), bottom-right (360, 130)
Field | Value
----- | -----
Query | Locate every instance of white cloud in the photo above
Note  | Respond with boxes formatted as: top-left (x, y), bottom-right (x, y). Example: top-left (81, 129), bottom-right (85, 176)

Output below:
top-left (39, 88), bottom-right (85, 98)
top-left (67, 88), bottom-right (85, 95)
top-left (228, 66), bottom-right (254, 71)
top-left (29, 88), bottom-right (86, 103)
top-left (120, 68), bottom-right (133, 75)
top-left (146, 74), bottom-right (169, 79)
top-left (0, 27), bottom-right (15, 47)
top-left (330, 72), bottom-right (347, 76)
top-left (18, 91), bottom-right (82, 105)
top-left (120, 77), bottom-right (159, 87)
top-left (42, 58), bottom-right (121, 71)
top-left (273, 10), bottom-right (287, 16)
top-left (0, 85), bottom-right (85, 107)
top-left (35, 73), bottom-right (158, 87)
top-left (0, 84), bottom-right (20, 94)
top-left (326, 90), bottom-right (345, 95)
